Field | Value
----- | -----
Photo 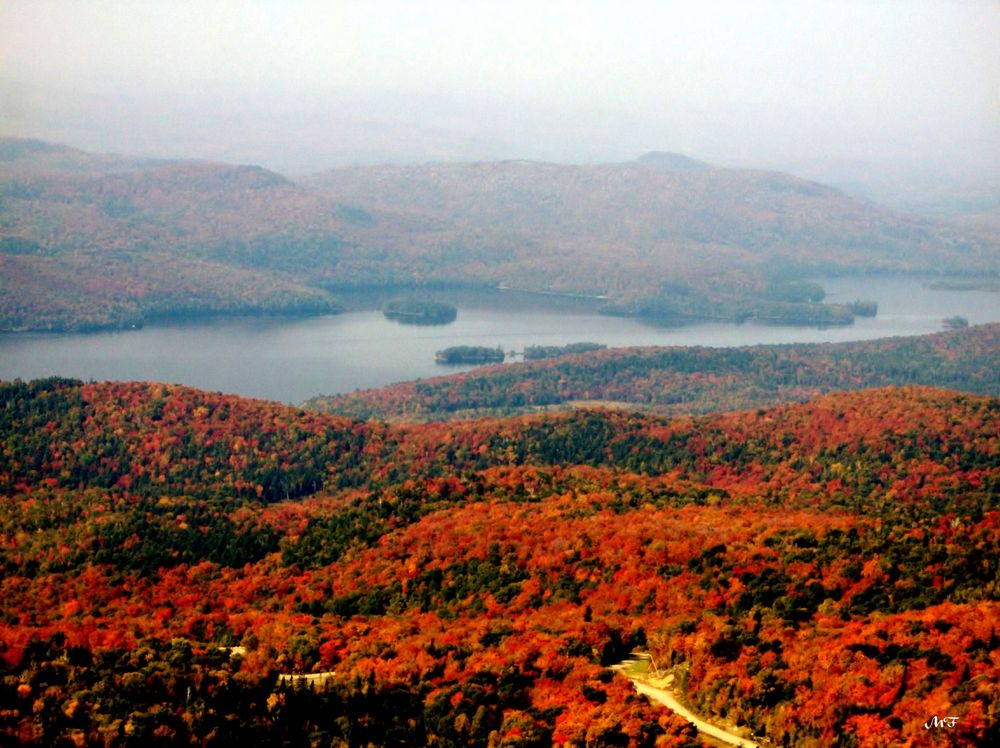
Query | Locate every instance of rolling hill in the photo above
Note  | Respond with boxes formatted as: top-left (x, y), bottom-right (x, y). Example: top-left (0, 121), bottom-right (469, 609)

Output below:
top-left (301, 155), bottom-right (996, 294)
top-left (0, 379), bottom-right (997, 745)
top-left (2, 137), bottom-right (996, 331)
top-left (306, 323), bottom-right (1000, 421)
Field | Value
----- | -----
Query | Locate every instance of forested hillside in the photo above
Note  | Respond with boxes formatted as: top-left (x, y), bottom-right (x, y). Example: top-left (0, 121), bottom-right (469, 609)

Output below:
top-left (0, 140), bottom-right (344, 330)
top-left (307, 323), bottom-right (1000, 421)
top-left (303, 157), bottom-right (994, 289)
top-left (2, 137), bottom-right (996, 330)
top-left (1, 379), bottom-right (996, 746)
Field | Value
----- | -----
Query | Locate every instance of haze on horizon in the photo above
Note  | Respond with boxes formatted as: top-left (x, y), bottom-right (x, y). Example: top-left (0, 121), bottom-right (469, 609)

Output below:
top-left (1, 0), bottom-right (997, 206)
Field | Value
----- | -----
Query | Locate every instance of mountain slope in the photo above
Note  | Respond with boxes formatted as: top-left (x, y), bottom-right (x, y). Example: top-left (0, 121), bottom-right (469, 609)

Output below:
top-left (0, 139), bottom-right (345, 329)
top-left (306, 323), bottom-right (1000, 421)
top-left (2, 137), bottom-right (996, 331)
top-left (303, 156), bottom-right (996, 292)
top-left (1, 380), bottom-right (997, 745)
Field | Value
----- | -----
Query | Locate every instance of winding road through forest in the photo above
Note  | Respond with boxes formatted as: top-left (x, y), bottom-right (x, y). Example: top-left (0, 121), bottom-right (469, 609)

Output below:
top-left (612, 654), bottom-right (761, 748)
top-left (273, 654), bottom-right (762, 745)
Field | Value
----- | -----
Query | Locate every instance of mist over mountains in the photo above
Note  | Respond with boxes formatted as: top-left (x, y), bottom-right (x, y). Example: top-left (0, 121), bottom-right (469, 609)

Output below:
top-left (2, 6), bottom-right (998, 746)
top-left (1, 137), bottom-right (995, 332)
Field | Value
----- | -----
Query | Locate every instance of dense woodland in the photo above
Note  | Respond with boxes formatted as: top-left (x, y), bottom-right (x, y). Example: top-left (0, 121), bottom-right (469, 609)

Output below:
top-left (2, 138), bottom-right (996, 331)
top-left (308, 323), bottom-right (1000, 421)
top-left (0, 250), bottom-right (338, 332)
top-left (382, 299), bottom-right (458, 325)
top-left (2, 137), bottom-right (998, 747)
top-left (437, 347), bottom-right (506, 365)
top-left (523, 344), bottom-right (607, 361)
top-left (1, 378), bottom-right (997, 746)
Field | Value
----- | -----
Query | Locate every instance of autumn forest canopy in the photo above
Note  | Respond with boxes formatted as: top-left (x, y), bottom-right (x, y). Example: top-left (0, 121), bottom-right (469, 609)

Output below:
top-left (1, 376), bottom-right (997, 746)
top-left (308, 323), bottom-right (1000, 421)
top-left (2, 132), bottom-right (1000, 748)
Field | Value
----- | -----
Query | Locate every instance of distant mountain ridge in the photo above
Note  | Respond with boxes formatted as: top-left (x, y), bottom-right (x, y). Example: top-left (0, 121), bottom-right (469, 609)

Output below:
top-left (0, 136), bottom-right (996, 331)
top-left (635, 150), bottom-right (711, 171)
top-left (0, 137), bottom-right (70, 161)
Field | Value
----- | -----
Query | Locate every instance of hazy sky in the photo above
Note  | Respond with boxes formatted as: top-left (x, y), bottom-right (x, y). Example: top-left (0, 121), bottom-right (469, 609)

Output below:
top-left (1, 0), bottom-right (997, 186)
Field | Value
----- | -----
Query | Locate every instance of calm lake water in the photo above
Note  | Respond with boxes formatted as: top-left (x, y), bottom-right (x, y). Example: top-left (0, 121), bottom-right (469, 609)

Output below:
top-left (1, 276), bottom-right (997, 404)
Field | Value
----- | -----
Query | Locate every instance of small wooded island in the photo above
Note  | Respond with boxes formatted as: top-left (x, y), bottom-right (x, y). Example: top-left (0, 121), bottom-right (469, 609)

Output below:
top-left (382, 298), bottom-right (458, 325)
top-left (435, 346), bottom-right (505, 364)
top-left (943, 315), bottom-right (969, 329)
top-left (847, 299), bottom-right (878, 317)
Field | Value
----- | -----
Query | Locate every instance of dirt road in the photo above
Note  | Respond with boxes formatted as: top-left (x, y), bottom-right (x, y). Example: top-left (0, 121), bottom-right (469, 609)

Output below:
top-left (612, 655), bottom-right (760, 748)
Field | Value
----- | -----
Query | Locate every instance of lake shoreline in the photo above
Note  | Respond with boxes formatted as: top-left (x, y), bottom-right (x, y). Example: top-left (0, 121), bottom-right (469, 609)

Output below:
top-left (5, 272), bottom-right (994, 336)
top-left (2, 275), bottom-right (998, 404)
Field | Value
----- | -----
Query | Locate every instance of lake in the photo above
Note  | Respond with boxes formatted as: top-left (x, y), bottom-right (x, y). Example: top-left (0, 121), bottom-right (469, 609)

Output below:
top-left (1, 276), bottom-right (997, 404)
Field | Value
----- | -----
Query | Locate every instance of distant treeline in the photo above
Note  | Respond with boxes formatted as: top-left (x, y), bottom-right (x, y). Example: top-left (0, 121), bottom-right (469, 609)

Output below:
top-left (601, 280), bottom-right (878, 327)
top-left (523, 342), bottom-right (606, 360)
top-left (308, 323), bottom-right (1000, 421)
